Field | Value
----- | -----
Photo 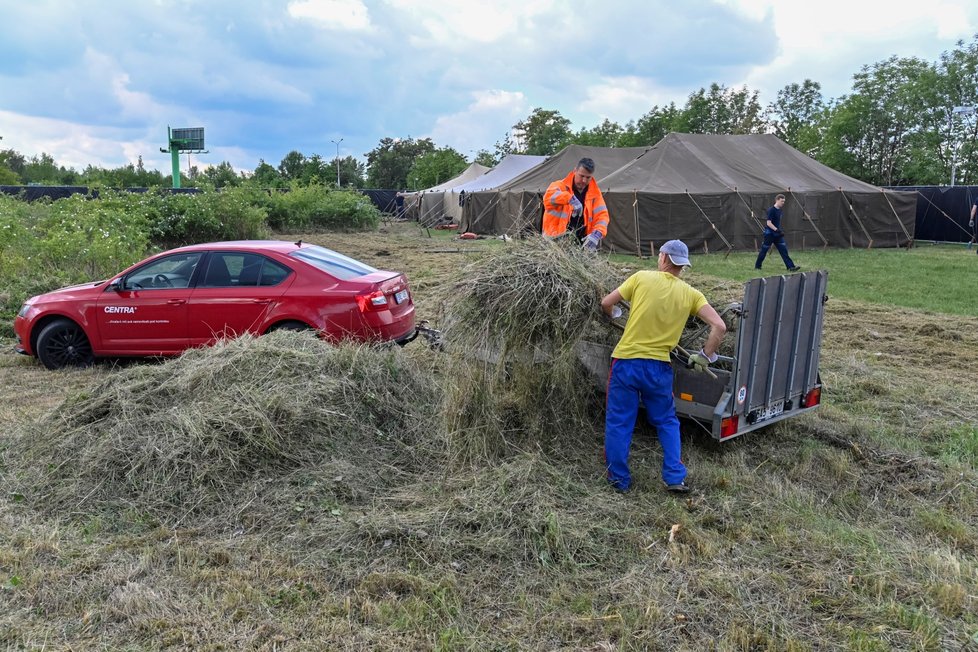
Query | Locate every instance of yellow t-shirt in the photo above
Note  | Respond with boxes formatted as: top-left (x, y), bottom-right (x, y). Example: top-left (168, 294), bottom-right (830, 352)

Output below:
top-left (612, 270), bottom-right (709, 361)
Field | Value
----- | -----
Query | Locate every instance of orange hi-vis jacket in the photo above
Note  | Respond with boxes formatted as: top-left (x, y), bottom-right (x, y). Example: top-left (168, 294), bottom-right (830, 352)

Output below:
top-left (542, 171), bottom-right (610, 238)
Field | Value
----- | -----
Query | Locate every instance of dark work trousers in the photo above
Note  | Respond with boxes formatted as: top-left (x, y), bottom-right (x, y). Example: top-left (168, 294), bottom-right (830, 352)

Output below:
top-left (755, 231), bottom-right (795, 269)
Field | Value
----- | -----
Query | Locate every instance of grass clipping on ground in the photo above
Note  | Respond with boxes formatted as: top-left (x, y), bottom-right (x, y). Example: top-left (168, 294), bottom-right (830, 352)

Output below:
top-left (14, 331), bottom-right (440, 529)
top-left (436, 237), bottom-right (622, 463)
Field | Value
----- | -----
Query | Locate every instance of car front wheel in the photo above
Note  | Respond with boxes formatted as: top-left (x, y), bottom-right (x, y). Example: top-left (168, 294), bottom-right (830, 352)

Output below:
top-left (36, 318), bottom-right (94, 370)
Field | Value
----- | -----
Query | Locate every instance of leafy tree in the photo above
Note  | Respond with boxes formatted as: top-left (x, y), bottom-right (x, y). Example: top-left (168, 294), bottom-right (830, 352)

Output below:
top-left (473, 149), bottom-right (498, 167)
top-left (364, 137), bottom-right (436, 189)
top-left (22, 153), bottom-right (79, 185)
top-left (0, 148), bottom-right (26, 178)
top-left (278, 150), bottom-right (307, 181)
top-left (407, 147), bottom-right (468, 189)
top-left (0, 164), bottom-right (18, 185)
top-left (819, 56), bottom-right (933, 185)
top-left (512, 108), bottom-right (573, 155)
top-left (674, 84), bottom-right (765, 135)
top-left (766, 80), bottom-right (825, 155)
top-left (335, 155), bottom-right (366, 188)
top-left (617, 104), bottom-right (681, 146)
top-left (573, 119), bottom-right (625, 147)
top-left (932, 37), bottom-right (978, 185)
top-left (251, 159), bottom-right (283, 188)
top-left (200, 161), bottom-right (242, 189)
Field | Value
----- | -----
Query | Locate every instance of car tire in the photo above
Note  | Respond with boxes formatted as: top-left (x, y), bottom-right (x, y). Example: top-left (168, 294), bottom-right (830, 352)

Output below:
top-left (36, 318), bottom-right (94, 370)
top-left (268, 320), bottom-right (311, 333)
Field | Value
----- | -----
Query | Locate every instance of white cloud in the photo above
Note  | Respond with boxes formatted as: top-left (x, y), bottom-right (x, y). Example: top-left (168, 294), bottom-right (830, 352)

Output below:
top-left (386, 0), bottom-right (555, 47)
top-left (578, 77), bottom-right (683, 124)
top-left (426, 90), bottom-right (528, 154)
top-left (287, 0), bottom-right (373, 31)
top-left (0, 109), bottom-right (170, 171)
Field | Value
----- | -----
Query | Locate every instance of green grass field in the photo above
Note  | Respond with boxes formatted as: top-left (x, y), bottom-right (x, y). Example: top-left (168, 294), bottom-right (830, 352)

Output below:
top-left (658, 243), bottom-right (978, 317)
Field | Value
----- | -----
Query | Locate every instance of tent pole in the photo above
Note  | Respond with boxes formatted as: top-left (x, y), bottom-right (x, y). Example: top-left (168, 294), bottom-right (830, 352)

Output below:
top-left (685, 190), bottom-right (733, 252)
top-left (879, 188), bottom-right (913, 248)
top-left (632, 190), bottom-right (642, 257)
top-left (838, 188), bottom-right (874, 249)
top-left (786, 190), bottom-right (829, 248)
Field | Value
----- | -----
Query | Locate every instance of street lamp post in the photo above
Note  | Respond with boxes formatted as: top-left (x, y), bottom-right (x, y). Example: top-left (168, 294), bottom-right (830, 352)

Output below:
top-left (330, 138), bottom-right (343, 187)
top-left (950, 106), bottom-right (975, 186)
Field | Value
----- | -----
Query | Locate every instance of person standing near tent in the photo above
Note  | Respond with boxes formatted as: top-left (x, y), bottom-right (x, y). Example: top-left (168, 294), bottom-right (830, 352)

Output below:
top-left (395, 190), bottom-right (406, 220)
top-left (542, 157), bottom-right (609, 251)
top-left (600, 240), bottom-right (727, 494)
top-left (755, 194), bottom-right (800, 271)
top-left (969, 196), bottom-right (977, 252)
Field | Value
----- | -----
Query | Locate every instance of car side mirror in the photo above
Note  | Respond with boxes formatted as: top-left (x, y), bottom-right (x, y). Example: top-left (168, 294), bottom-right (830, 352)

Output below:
top-left (107, 279), bottom-right (124, 292)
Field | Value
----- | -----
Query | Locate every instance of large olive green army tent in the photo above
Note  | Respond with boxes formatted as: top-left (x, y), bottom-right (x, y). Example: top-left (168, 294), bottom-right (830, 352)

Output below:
top-left (459, 145), bottom-right (650, 234)
top-left (600, 133), bottom-right (916, 255)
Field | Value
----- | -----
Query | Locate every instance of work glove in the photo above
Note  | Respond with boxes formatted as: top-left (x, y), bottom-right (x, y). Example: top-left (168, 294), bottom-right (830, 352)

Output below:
top-left (970, 219), bottom-right (975, 228)
top-left (569, 195), bottom-right (583, 217)
top-left (583, 231), bottom-right (602, 251)
top-left (687, 349), bottom-right (717, 373)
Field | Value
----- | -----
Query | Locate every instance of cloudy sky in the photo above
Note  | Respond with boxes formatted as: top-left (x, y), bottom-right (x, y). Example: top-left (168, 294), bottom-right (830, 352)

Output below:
top-left (1, 0), bottom-right (977, 175)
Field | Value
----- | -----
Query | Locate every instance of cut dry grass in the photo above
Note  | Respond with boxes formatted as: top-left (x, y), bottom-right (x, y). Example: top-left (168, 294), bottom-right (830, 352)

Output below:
top-left (9, 331), bottom-right (440, 531)
top-left (434, 237), bottom-right (622, 464)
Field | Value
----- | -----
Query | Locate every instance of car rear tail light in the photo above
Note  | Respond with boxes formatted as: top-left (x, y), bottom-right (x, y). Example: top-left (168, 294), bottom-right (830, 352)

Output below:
top-left (801, 387), bottom-right (821, 408)
top-left (720, 415), bottom-right (739, 439)
top-left (356, 290), bottom-right (389, 312)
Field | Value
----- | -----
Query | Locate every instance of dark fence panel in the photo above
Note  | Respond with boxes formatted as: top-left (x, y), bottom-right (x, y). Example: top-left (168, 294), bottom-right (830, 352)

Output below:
top-left (0, 186), bottom-right (202, 201)
top-left (886, 185), bottom-right (977, 243)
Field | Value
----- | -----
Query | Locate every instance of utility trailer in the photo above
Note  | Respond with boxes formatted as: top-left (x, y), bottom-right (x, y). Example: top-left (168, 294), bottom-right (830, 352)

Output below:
top-left (578, 270), bottom-right (829, 441)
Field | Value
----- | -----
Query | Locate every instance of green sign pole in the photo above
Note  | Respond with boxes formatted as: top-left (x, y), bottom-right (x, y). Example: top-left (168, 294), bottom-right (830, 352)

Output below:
top-left (171, 149), bottom-right (181, 188)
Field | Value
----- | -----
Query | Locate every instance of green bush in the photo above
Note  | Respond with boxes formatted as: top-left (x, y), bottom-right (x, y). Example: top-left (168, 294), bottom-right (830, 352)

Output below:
top-left (265, 185), bottom-right (380, 232)
top-left (145, 187), bottom-right (269, 246)
top-left (0, 192), bottom-right (152, 337)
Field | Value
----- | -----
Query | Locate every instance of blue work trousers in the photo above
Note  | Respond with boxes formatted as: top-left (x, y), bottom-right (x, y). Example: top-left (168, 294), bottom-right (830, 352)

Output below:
top-left (755, 231), bottom-right (795, 269)
top-left (605, 358), bottom-right (686, 490)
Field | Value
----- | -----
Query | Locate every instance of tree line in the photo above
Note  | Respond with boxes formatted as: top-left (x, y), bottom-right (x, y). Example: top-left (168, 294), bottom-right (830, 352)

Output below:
top-left (3, 36), bottom-right (977, 191)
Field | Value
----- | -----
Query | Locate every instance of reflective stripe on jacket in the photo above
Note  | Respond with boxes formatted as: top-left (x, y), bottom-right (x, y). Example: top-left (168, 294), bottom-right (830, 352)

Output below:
top-left (542, 171), bottom-right (610, 238)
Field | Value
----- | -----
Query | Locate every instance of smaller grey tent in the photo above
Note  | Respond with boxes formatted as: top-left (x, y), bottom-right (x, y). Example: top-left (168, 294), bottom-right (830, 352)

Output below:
top-left (403, 162), bottom-right (490, 224)
top-left (447, 154), bottom-right (546, 226)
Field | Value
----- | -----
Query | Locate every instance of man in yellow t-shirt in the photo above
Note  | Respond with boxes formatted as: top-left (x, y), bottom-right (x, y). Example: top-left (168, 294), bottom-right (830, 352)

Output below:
top-left (599, 240), bottom-right (727, 493)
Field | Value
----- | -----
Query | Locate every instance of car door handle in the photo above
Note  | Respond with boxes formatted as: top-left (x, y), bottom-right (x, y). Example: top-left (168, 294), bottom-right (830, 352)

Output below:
top-left (167, 299), bottom-right (186, 305)
top-left (252, 298), bottom-right (272, 304)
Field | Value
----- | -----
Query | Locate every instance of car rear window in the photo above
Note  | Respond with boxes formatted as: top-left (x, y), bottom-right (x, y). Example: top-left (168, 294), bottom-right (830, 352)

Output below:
top-left (288, 245), bottom-right (377, 280)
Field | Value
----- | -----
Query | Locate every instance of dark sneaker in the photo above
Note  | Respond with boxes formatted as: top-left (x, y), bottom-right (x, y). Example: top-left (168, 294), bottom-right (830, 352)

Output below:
top-left (788, 265), bottom-right (801, 272)
top-left (608, 480), bottom-right (630, 494)
top-left (754, 266), bottom-right (762, 270)
top-left (664, 482), bottom-right (691, 494)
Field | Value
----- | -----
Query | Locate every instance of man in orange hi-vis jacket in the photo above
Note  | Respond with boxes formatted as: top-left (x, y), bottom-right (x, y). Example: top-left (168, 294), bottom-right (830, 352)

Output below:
top-left (542, 157), bottom-right (610, 251)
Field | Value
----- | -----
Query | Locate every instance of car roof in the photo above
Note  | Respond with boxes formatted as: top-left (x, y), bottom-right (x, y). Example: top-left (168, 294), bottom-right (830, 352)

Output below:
top-left (170, 240), bottom-right (313, 254)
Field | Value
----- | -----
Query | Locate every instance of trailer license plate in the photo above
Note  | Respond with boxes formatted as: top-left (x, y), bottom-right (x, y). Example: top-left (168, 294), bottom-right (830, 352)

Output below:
top-left (394, 289), bottom-right (409, 304)
top-left (756, 401), bottom-right (784, 423)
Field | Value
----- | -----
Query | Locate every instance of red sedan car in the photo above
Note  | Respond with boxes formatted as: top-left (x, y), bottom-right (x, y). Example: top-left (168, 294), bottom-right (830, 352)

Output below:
top-left (14, 240), bottom-right (416, 369)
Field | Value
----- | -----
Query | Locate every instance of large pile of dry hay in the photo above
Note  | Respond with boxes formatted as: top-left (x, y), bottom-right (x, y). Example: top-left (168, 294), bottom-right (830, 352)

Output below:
top-left (436, 238), bottom-right (623, 463)
top-left (13, 331), bottom-right (440, 529)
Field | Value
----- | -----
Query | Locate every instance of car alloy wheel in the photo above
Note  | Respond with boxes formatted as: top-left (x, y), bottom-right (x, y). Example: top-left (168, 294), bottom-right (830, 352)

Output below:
top-left (36, 319), bottom-right (94, 370)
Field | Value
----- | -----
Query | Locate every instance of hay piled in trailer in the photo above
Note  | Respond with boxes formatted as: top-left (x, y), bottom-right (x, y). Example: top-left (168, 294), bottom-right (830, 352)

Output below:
top-left (436, 237), bottom-right (623, 464)
top-left (435, 238), bottom-right (746, 464)
top-left (13, 331), bottom-right (440, 530)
